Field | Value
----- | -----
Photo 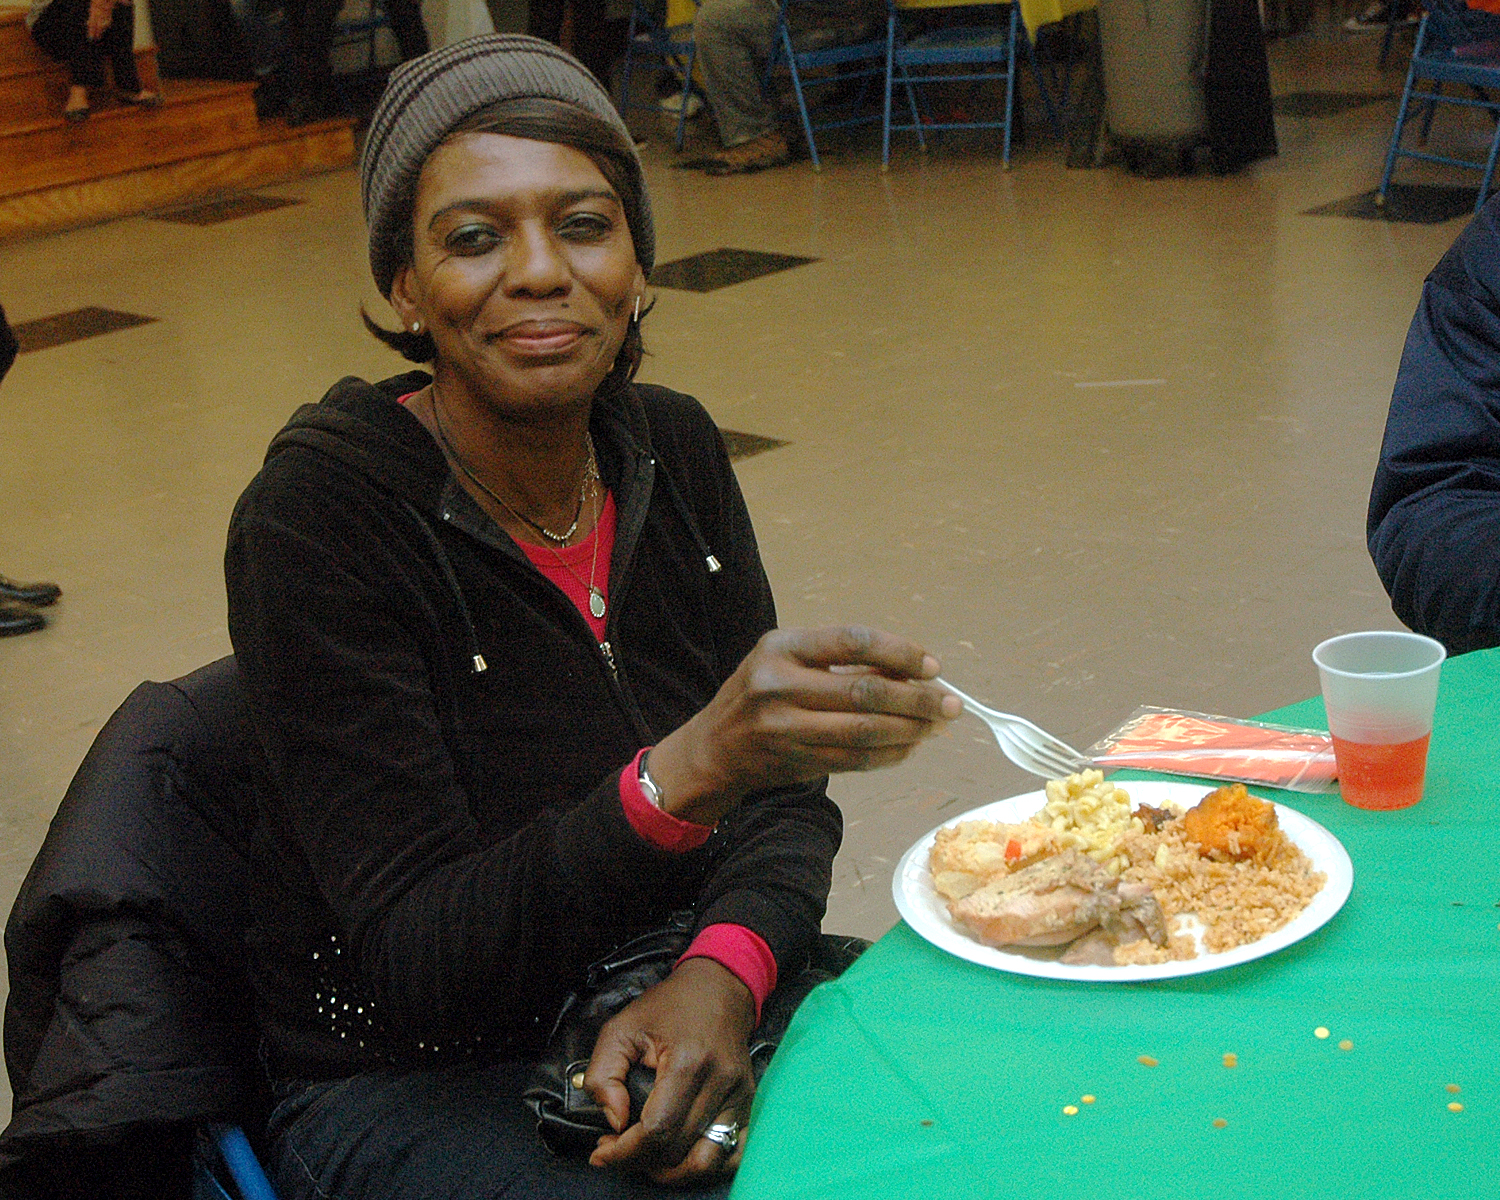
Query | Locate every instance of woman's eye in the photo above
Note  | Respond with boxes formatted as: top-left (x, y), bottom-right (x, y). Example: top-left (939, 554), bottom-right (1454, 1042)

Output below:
top-left (445, 224), bottom-right (499, 254)
top-left (560, 213), bottom-right (612, 240)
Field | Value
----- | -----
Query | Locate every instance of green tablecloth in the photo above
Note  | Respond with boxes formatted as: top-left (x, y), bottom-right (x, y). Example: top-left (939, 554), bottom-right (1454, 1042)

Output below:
top-left (732, 648), bottom-right (1500, 1200)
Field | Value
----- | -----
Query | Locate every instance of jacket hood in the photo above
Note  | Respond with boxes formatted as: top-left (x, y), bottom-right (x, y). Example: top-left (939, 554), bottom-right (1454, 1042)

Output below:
top-left (264, 371), bottom-right (445, 508)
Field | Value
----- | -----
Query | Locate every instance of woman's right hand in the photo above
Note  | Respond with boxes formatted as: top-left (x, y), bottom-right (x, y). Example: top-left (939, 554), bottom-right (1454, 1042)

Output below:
top-left (645, 626), bottom-right (961, 829)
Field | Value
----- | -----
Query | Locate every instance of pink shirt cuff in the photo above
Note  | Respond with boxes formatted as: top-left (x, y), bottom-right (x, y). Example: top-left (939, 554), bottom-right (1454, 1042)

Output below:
top-left (618, 747), bottom-right (713, 853)
top-left (678, 924), bottom-right (778, 1022)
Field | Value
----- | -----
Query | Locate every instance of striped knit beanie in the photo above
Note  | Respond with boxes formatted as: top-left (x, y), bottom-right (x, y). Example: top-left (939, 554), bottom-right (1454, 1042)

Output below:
top-left (360, 34), bottom-right (654, 299)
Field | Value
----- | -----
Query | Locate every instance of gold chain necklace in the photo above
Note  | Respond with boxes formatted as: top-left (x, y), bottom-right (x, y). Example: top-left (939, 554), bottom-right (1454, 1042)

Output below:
top-left (430, 392), bottom-right (596, 546)
top-left (428, 392), bottom-right (606, 620)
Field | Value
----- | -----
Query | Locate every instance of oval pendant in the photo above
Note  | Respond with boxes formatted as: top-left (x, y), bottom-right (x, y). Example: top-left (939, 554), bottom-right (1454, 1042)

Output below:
top-left (589, 589), bottom-right (606, 619)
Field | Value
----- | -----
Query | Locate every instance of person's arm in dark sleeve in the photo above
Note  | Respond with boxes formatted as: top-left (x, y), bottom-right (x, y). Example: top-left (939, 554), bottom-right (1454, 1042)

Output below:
top-left (665, 404), bottom-right (842, 974)
top-left (1368, 204), bottom-right (1500, 655)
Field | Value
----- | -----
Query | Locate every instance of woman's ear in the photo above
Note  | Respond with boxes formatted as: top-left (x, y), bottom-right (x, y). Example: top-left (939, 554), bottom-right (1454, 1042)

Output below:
top-left (389, 264), bottom-right (421, 332)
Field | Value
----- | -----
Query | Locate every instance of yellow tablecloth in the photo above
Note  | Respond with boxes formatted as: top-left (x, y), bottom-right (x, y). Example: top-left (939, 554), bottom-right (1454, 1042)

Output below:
top-left (667, 0), bottom-right (1098, 39)
top-left (892, 0), bottom-right (1098, 36)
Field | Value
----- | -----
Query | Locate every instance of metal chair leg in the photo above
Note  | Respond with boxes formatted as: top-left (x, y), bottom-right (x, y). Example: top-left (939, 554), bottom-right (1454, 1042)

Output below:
top-left (780, 22), bottom-right (822, 170)
top-left (1003, 5), bottom-right (1019, 165)
top-left (1477, 114), bottom-right (1500, 210)
top-left (882, 12), bottom-right (896, 170)
top-left (1419, 81), bottom-right (1441, 142)
top-left (1378, 51), bottom-right (1421, 205)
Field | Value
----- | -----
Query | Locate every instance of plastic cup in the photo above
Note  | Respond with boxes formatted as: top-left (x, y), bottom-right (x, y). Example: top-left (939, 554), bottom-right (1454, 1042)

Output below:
top-left (1312, 631), bottom-right (1445, 810)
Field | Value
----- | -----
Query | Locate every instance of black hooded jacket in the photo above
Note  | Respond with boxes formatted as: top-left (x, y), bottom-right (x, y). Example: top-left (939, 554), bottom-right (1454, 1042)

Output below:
top-left (1368, 198), bottom-right (1500, 655)
top-left (225, 373), bottom-right (842, 1080)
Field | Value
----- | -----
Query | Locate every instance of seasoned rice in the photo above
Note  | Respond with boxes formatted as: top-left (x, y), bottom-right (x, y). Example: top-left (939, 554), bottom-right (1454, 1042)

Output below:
top-left (1118, 818), bottom-right (1326, 958)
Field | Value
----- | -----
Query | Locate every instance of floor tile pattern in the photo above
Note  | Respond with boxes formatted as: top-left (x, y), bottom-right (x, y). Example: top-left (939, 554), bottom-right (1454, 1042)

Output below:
top-left (719, 430), bottom-right (789, 461)
top-left (151, 194), bottom-right (303, 226)
top-left (11, 307), bottom-right (157, 354)
top-left (1303, 183), bottom-right (1480, 222)
top-left (649, 248), bottom-right (819, 292)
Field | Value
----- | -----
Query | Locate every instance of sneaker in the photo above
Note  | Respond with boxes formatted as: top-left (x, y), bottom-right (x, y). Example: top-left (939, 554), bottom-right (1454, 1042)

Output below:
top-left (703, 131), bottom-right (792, 176)
top-left (658, 90), bottom-right (704, 119)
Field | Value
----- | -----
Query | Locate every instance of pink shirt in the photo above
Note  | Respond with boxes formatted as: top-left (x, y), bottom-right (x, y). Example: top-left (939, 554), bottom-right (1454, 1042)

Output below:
top-left (399, 392), bottom-right (776, 1017)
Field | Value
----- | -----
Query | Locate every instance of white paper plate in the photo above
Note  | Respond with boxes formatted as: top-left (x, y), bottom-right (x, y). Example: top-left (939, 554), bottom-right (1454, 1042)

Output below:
top-left (892, 780), bottom-right (1354, 982)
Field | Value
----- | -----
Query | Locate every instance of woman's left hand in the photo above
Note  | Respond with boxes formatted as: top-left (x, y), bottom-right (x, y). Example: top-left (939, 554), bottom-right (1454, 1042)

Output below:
top-left (585, 956), bottom-right (757, 1183)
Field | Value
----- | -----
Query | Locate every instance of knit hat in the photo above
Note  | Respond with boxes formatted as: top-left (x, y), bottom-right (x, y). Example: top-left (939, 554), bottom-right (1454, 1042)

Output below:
top-left (360, 34), bottom-right (655, 299)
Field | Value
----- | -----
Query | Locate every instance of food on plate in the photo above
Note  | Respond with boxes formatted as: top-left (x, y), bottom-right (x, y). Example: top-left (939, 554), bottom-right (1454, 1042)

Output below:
top-left (929, 820), bottom-right (1061, 901)
top-left (929, 773), bottom-right (1327, 965)
top-left (1180, 783), bottom-right (1279, 862)
top-left (946, 849), bottom-right (1166, 954)
top-left (1038, 770), bottom-right (1142, 875)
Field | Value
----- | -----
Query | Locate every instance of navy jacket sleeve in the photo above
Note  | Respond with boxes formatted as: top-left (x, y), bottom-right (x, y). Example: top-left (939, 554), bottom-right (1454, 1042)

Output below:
top-left (1367, 199), bottom-right (1500, 655)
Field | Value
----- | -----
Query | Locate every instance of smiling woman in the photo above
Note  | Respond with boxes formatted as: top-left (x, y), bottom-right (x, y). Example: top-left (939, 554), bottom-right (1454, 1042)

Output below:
top-left (223, 33), bottom-right (961, 1200)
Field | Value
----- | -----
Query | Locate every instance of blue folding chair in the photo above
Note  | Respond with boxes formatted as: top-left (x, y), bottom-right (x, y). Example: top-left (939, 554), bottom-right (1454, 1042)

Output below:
top-left (1378, 0), bottom-right (1500, 212)
top-left (193, 1124), bottom-right (282, 1200)
top-left (619, 0), bottom-right (701, 150)
top-left (882, 0), bottom-right (1061, 170)
top-left (769, 0), bottom-right (890, 170)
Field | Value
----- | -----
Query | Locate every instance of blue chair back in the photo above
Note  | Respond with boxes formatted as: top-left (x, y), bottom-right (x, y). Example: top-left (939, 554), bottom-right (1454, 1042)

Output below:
top-left (770, 0), bottom-right (889, 169)
top-left (1378, 0), bottom-right (1500, 212)
top-left (620, 0), bottom-right (701, 150)
top-left (881, 0), bottom-right (1060, 169)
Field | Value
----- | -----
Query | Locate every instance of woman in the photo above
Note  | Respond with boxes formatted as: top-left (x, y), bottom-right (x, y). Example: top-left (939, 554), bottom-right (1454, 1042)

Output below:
top-left (225, 34), bottom-right (958, 1198)
top-left (27, 0), bottom-right (158, 122)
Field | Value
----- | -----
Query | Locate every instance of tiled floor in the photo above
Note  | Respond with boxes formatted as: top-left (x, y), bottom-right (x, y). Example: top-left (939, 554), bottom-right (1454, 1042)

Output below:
top-left (0, 20), bottom-right (1490, 1119)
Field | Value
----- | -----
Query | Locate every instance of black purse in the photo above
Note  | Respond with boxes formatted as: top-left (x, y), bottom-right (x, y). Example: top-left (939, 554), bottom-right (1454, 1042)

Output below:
top-left (523, 912), bottom-right (869, 1156)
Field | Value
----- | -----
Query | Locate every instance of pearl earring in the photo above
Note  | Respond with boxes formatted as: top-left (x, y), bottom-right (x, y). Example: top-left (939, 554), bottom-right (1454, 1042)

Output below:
top-left (411, 320), bottom-right (422, 334)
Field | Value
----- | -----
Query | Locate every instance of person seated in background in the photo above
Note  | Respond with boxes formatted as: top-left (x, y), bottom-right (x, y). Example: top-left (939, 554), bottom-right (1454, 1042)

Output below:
top-left (1368, 196), bottom-right (1500, 656)
top-left (523, 0), bottom-right (625, 92)
top-left (226, 35), bottom-right (958, 1197)
top-left (274, 0), bottom-right (430, 125)
top-left (691, 0), bottom-right (882, 174)
top-left (26, 0), bottom-right (158, 122)
top-left (0, 306), bottom-right (62, 638)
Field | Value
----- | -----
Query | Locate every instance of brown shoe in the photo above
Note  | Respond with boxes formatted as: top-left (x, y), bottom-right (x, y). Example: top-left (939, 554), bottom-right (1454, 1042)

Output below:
top-left (704, 131), bottom-right (791, 176)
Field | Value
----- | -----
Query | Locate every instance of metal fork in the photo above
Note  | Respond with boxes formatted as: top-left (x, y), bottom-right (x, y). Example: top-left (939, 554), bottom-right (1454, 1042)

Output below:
top-left (936, 678), bottom-right (1094, 781)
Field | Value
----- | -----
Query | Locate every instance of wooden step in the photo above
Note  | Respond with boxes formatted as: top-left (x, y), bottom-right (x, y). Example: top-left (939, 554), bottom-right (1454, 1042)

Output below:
top-left (0, 6), bottom-right (42, 77)
top-left (0, 77), bottom-right (263, 197)
top-left (0, 114), bottom-right (354, 239)
top-left (0, 46), bottom-right (160, 132)
top-left (0, 4), bottom-right (354, 241)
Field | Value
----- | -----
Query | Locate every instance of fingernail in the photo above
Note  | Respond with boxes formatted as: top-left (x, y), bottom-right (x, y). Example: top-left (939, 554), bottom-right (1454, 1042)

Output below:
top-left (941, 694), bottom-right (962, 718)
top-left (920, 654), bottom-right (940, 678)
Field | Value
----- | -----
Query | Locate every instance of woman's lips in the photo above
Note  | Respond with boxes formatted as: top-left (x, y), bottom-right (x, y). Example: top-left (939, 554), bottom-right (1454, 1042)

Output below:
top-left (496, 320), bottom-right (589, 355)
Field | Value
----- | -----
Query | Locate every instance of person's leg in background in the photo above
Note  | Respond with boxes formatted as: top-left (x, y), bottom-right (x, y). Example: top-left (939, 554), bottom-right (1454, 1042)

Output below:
top-left (565, 0), bottom-right (625, 89)
top-left (278, 0), bottom-right (341, 124)
top-left (99, 2), bottom-right (159, 104)
top-left (0, 307), bottom-right (60, 638)
top-left (382, 0), bottom-right (430, 62)
top-left (28, 0), bottom-right (107, 119)
top-left (692, 0), bottom-right (790, 172)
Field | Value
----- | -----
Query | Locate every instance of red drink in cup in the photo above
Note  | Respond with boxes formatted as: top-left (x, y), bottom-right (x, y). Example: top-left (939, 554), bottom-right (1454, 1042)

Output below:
top-left (1313, 632), bottom-right (1445, 811)
top-left (1328, 733), bottom-right (1430, 811)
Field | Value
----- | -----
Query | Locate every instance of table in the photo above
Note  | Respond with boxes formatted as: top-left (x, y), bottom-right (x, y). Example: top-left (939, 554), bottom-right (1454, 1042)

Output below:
top-left (664, 0), bottom-right (1096, 42)
top-left (732, 647), bottom-right (1500, 1200)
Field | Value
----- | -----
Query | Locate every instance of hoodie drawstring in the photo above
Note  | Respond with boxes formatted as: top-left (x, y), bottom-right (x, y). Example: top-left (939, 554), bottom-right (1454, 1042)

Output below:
top-left (401, 500), bottom-right (489, 674)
